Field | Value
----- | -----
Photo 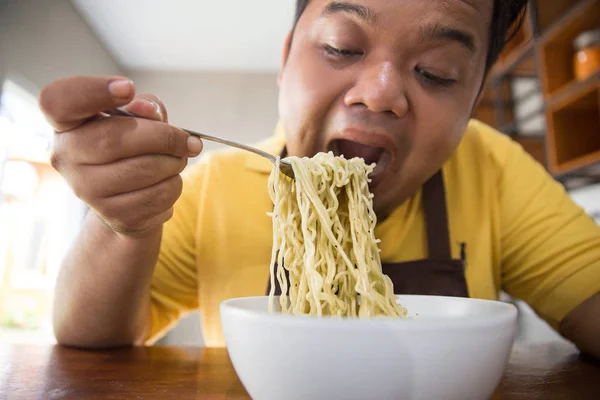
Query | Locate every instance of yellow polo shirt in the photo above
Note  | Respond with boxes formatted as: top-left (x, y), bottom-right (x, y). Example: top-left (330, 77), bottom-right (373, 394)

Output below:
top-left (145, 120), bottom-right (600, 347)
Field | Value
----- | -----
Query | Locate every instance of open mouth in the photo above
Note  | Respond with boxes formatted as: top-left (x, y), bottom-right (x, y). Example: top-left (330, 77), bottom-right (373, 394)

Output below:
top-left (328, 139), bottom-right (392, 180)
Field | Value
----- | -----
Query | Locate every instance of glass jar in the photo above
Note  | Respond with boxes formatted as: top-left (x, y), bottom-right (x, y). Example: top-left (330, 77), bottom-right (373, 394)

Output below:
top-left (574, 29), bottom-right (600, 81)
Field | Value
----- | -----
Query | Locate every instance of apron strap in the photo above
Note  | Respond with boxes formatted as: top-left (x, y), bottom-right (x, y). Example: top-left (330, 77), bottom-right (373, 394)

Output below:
top-left (422, 170), bottom-right (452, 259)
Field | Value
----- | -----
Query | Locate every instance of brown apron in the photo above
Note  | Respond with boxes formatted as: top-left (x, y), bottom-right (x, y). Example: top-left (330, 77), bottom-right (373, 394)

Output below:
top-left (267, 170), bottom-right (469, 298)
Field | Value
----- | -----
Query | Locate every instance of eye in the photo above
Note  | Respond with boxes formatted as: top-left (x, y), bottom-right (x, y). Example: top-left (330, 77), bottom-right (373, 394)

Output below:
top-left (415, 66), bottom-right (457, 88)
top-left (324, 44), bottom-right (363, 59)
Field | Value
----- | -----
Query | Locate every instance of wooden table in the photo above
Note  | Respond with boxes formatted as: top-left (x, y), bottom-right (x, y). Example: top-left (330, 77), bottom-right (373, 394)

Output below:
top-left (1, 342), bottom-right (599, 399)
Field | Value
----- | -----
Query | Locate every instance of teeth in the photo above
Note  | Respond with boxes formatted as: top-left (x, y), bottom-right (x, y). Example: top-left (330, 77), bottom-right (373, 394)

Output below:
top-left (371, 151), bottom-right (391, 176)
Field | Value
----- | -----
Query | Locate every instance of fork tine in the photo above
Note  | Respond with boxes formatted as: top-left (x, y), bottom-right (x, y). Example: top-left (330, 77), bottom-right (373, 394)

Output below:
top-left (279, 160), bottom-right (295, 180)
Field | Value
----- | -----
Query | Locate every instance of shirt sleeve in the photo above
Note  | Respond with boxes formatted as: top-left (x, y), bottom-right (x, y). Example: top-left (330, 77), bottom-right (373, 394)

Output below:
top-left (498, 138), bottom-right (600, 330)
top-left (144, 159), bottom-right (206, 345)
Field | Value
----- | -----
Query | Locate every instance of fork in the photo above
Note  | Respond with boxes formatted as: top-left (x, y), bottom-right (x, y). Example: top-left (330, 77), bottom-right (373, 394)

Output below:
top-left (104, 108), bottom-right (295, 179)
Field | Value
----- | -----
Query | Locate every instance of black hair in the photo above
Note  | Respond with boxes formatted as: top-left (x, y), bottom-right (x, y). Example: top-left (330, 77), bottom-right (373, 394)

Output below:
top-left (290, 0), bottom-right (528, 73)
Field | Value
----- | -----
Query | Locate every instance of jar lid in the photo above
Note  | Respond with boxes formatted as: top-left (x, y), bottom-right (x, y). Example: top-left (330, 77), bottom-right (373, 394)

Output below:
top-left (574, 29), bottom-right (600, 51)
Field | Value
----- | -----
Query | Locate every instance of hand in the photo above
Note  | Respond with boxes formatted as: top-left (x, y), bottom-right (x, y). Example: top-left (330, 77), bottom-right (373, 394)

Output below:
top-left (39, 76), bottom-right (204, 237)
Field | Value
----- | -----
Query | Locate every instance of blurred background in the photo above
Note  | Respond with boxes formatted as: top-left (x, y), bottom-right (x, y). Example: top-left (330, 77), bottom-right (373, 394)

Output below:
top-left (0, 0), bottom-right (598, 347)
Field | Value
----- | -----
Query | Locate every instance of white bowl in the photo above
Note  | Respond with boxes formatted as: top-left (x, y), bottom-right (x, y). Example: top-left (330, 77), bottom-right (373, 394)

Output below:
top-left (221, 295), bottom-right (517, 400)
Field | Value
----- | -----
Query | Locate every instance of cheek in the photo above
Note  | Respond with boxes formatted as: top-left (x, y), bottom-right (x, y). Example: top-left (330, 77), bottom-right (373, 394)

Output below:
top-left (279, 74), bottom-right (319, 156)
top-left (412, 93), bottom-right (471, 160)
top-left (278, 47), bottom-right (347, 156)
top-left (380, 100), bottom-right (467, 211)
top-left (391, 93), bottom-right (470, 194)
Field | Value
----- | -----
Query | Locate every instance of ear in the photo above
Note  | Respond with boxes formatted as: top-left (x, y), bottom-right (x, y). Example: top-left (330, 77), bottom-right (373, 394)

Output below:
top-left (278, 31), bottom-right (294, 87)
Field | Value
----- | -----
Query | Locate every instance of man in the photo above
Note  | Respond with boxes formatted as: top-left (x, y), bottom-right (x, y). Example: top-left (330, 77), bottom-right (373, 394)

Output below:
top-left (41, 0), bottom-right (600, 356)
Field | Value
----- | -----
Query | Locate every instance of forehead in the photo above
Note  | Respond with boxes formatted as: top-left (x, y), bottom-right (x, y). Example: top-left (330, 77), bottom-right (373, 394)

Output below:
top-left (301, 0), bottom-right (493, 42)
top-left (304, 0), bottom-right (493, 17)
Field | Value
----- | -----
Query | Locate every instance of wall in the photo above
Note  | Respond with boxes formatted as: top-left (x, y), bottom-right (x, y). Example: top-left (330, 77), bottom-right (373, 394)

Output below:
top-left (1, 0), bottom-right (123, 94)
top-left (125, 70), bottom-right (280, 153)
top-left (1, 0), bottom-right (124, 253)
top-left (0, 0), bottom-right (125, 343)
top-left (0, 0), bottom-right (280, 346)
top-left (0, 1), bottom-right (12, 87)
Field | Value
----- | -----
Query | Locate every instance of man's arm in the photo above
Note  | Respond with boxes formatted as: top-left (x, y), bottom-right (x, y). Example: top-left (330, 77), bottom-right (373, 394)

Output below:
top-left (489, 127), bottom-right (600, 359)
top-left (560, 292), bottom-right (600, 359)
top-left (53, 212), bottom-right (159, 348)
top-left (41, 76), bottom-right (201, 348)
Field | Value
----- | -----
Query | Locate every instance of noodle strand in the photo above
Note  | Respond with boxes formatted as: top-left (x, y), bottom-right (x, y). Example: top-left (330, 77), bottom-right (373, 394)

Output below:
top-left (267, 152), bottom-right (407, 318)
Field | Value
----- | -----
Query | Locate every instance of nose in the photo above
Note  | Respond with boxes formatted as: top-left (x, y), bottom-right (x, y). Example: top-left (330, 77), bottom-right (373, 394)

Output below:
top-left (344, 61), bottom-right (408, 118)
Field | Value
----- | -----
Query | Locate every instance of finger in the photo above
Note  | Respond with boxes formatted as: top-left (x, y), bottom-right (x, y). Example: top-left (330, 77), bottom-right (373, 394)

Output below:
top-left (97, 175), bottom-right (183, 234)
top-left (122, 93), bottom-right (169, 122)
top-left (39, 76), bottom-right (135, 132)
top-left (54, 117), bottom-right (202, 165)
top-left (71, 155), bottom-right (186, 199)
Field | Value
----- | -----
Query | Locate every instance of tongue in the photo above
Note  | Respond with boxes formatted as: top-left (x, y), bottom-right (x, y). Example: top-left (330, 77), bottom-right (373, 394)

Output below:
top-left (336, 139), bottom-right (384, 165)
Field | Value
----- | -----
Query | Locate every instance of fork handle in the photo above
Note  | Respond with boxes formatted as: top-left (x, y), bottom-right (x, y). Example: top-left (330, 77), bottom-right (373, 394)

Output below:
top-left (104, 108), bottom-right (276, 162)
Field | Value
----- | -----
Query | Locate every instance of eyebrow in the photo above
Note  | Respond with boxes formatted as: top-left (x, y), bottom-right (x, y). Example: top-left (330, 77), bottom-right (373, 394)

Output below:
top-left (322, 1), bottom-right (378, 24)
top-left (420, 23), bottom-right (476, 54)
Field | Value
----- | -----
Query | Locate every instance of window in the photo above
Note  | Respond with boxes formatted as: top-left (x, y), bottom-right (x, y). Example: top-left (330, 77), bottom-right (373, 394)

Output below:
top-left (0, 78), bottom-right (85, 343)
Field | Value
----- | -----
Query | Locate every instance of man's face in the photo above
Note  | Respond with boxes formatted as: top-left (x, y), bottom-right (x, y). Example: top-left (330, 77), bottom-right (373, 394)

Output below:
top-left (278, 0), bottom-right (492, 217)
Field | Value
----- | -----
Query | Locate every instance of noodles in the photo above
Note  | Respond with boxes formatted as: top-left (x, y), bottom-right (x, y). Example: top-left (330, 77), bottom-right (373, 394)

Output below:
top-left (267, 151), bottom-right (407, 318)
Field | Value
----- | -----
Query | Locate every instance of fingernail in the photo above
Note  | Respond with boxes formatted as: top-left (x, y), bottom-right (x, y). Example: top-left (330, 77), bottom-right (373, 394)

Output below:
top-left (108, 79), bottom-right (134, 98)
top-left (187, 136), bottom-right (203, 155)
top-left (146, 100), bottom-right (164, 121)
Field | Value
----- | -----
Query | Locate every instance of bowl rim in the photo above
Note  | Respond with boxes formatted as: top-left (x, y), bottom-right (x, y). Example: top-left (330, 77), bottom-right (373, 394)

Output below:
top-left (220, 295), bottom-right (518, 330)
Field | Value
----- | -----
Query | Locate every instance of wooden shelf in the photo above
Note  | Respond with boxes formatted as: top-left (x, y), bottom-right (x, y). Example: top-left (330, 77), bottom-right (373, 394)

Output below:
top-left (551, 150), bottom-right (600, 176)
top-left (538, 0), bottom-right (597, 43)
top-left (490, 40), bottom-right (536, 81)
top-left (535, 0), bottom-right (583, 32)
top-left (546, 83), bottom-right (600, 175)
top-left (547, 72), bottom-right (600, 111)
top-left (538, 0), bottom-right (600, 97)
top-left (474, 0), bottom-right (600, 179)
top-left (559, 162), bottom-right (600, 178)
